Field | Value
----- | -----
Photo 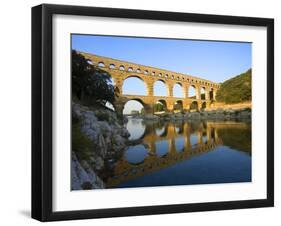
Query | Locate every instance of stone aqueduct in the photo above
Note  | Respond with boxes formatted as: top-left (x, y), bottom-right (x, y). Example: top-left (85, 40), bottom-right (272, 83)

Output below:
top-left (80, 52), bottom-right (220, 117)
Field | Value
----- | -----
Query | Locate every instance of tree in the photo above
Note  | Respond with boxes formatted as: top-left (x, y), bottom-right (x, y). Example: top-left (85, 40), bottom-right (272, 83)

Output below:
top-left (140, 108), bottom-right (145, 115)
top-left (154, 103), bottom-right (164, 112)
top-left (72, 50), bottom-right (115, 106)
top-left (216, 69), bottom-right (251, 104)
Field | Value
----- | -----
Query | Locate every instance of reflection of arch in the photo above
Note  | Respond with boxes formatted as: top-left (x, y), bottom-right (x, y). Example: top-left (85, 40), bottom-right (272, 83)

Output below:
top-left (175, 137), bottom-right (185, 152)
top-left (122, 76), bottom-right (147, 96)
top-left (188, 85), bottom-right (196, 99)
top-left (155, 125), bottom-right (168, 137)
top-left (201, 102), bottom-right (207, 110)
top-left (175, 123), bottom-right (183, 134)
top-left (124, 145), bottom-right (149, 165)
top-left (190, 101), bottom-right (198, 111)
top-left (173, 83), bottom-right (184, 98)
top-left (153, 80), bottom-right (168, 96)
top-left (155, 140), bottom-right (169, 157)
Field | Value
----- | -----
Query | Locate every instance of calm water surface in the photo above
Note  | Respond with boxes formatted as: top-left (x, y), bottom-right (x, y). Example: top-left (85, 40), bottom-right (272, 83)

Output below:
top-left (103, 117), bottom-right (251, 188)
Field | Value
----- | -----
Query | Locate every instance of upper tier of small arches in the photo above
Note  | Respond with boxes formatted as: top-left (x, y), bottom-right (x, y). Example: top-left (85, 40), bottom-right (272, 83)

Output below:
top-left (83, 53), bottom-right (220, 89)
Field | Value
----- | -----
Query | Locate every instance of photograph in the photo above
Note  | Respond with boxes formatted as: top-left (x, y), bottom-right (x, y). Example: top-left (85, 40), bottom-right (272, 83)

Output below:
top-left (71, 34), bottom-right (252, 190)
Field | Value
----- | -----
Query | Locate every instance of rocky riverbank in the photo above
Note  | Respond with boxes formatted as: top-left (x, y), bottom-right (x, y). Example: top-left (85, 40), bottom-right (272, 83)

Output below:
top-left (71, 103), bottom-right (130, 190)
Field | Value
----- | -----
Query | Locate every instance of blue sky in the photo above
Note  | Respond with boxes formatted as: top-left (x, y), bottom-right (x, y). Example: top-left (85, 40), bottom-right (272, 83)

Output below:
top-left (72, 34), bottom-right (251, 113)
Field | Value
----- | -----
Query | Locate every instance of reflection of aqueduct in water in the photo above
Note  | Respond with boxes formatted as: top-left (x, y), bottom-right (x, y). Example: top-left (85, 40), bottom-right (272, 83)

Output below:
top-left (80, 52), bottom-right (220, 118)
top-left (103, 121), bottom-right (247, 188)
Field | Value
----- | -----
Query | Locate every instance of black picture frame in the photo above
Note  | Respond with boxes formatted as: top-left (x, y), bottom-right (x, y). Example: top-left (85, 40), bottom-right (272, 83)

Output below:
top-left (32, 3), bottom-right (274, 222)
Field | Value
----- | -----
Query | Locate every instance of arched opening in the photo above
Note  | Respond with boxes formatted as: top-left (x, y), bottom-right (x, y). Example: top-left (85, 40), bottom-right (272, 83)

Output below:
top-left (105, 101), bottom-right (115, 111)
top-left (209, 88), bottom-right (214, 100)
top-left (109, 64), bottom-right (115, 69)
top-left (153, 80), bottom-right (168, 96)
top-left (188, 85), bottom-right (196, 99)
top-left (128, 67), bottom-right (133, 72)
top-left (173, 83), bottom-right (184, 98)
top-left (119, 65), bottom-right (125, 70)
top-left (174, 100), bottom-right (183, 112)
top-left (123, 99), bottom-right (145, 115)
top-left (190, 101), bottom-right (198, 112)
top-left (136, 68), bottom-right (141, 73)
top-left (123, 100), bottom-right (146, 140)
top-left (154, 100), bottom-right (167, 113)
top-left (122, 76), bottom-right (147, 96)
top-left (201, 102), bottom-right (207, 111)
top-left (144, 70), bottom-right (149, 75)
top-left (98, 62), bottom-right (105, 67)
top-left (86, 59), bottom-right (93, 65)
top-left (201, 87), bottom-right (206, 100)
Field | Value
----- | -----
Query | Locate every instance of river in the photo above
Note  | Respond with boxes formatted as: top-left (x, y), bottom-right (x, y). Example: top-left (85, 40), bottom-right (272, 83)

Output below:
top-left (103, 117), bottom-right (251, 188)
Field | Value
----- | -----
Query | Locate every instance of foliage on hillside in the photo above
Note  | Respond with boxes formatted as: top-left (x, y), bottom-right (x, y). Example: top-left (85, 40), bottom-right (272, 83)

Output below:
top-left (216, 69), bottom-right (252, 104)
top-left (72, 50), bottom-right (115, 106)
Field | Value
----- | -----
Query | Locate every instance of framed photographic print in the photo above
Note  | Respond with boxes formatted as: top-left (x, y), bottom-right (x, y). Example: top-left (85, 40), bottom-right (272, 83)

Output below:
top-left (32, 4), bottom-right (274, 221)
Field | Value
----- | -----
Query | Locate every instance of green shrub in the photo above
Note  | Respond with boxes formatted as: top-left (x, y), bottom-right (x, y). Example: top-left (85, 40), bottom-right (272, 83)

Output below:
top-left (72, 123), bottom-right (93, 160)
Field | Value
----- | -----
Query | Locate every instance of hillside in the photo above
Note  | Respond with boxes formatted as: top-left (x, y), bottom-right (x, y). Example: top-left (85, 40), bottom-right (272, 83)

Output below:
top-left (216, 69), bottom-right (252, 104)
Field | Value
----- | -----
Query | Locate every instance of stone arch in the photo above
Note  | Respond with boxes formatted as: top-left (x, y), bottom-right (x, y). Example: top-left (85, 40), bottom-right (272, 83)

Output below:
top-left (190, 101), bottom-right (198, 112)
top-left (136, 68), bottom-right (141, 73)
top-left (153, 80), bottom-right (168, 96)
top-left (209, 88), bottom-right (214, 100)
top-left (123, 99), bottom-right (146, 115)
top-left (154, 99), bottom-right (167, 112)
top-left (188, 85), bottom-right (197, 99)
top-left (86, 59), bottom-right (93, 65)
top-left (119, 65), bottom-right (125, 70)
top-left (201, 87), bottom-right (206, 100)
top-left (122, 76), bottom-right (147, 96)
top-left (174, 100), bottom-right (183, 112)
top-left (98, 62), bottom-right (105, 67)
top-left (109, 63), bottom-right (115, 69)
top-left (173, 83), bottom-right (184, 98)
top-left (128, 67), bottom-right (133, 72)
